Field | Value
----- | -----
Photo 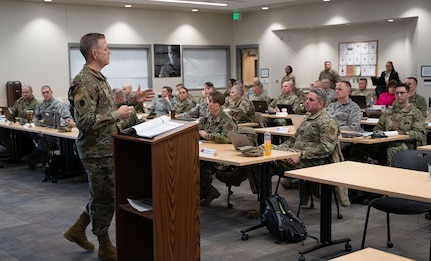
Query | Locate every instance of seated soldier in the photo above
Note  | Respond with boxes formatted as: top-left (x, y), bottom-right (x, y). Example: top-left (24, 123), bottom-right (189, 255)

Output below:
top-left (147, 86), bottom-right (176, 116)
top-left (225, 84), bottom-right (255, 123)
top-left (22, 85), bottom-right (74, 170)
top-left (175, 86), bottom-right (196, 114)
top-left (199, 91), bottom-right (238, 206)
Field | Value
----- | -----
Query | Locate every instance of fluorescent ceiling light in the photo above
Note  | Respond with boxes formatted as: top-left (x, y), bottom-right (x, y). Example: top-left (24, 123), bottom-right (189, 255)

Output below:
top-left (125, 4), bottom-right (132, 7)
top-left (150, 0), bottom-right (227, 7)
top-left (262, 6), bottom-right (269, 10)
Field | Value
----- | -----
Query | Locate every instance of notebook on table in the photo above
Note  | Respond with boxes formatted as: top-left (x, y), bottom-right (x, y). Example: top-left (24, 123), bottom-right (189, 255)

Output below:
top-left (228, 133), bottom-right (252, 150)
top-left (252, 101), bottom-right (269, 113)
top-left (350, 95), bottom-right (367, 109)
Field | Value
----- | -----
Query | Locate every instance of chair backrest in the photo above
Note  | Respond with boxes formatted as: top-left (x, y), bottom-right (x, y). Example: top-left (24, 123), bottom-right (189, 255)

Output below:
top-left (390, 150), bottom-right (431, 172)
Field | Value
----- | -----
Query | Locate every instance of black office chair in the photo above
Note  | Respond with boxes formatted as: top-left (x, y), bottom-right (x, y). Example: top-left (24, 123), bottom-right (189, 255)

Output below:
top-left (361, 150), bottom-right (431, 249)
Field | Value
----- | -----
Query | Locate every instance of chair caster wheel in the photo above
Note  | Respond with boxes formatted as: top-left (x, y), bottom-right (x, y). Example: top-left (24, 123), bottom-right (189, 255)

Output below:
top-left (52, 179), bottom-right (58, 183)
top-left (387, 241), bottom-right (393, 248)
top-left (42, 177), bottom-right (48, 182)
top-left (337, 213), bottom-right (343, 219)
top-left (241, 233), bottom-right (249, 241)
top-left (228, 203), bottom-right (233, 208)
top-left (299, 255), bottom-right (305, 261)
top-left (345, 242), bottom-right (352, 251)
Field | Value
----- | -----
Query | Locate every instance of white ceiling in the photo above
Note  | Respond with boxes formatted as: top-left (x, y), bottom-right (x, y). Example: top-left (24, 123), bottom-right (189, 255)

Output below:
top-left (10, 0), bottom-right (328, 13)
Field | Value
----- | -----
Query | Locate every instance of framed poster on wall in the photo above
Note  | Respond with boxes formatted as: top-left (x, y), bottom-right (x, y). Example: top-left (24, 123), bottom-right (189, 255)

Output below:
top-left (339, 40), bottom-right (378, 77)
top-left (154, 44), bottom-right (181, 78)
top-left (421, 65), bottom-right (431, 77)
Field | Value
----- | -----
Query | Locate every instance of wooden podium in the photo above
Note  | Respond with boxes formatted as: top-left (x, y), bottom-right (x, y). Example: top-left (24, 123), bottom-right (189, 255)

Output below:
top-left (113, 121), bottom-right (200, 261)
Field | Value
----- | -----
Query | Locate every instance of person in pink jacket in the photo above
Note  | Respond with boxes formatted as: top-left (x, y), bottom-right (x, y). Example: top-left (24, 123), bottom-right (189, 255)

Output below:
top-left (375, 79), bottom-right (397, 106)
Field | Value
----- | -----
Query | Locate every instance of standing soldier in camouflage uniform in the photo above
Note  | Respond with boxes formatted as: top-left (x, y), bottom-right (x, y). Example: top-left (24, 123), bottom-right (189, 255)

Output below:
top-left (225, 85), bottom-right (256, 123)
top-left (175, 86), bottom-right (196, 114)
top-left (318, 61), bottom-right (340, 89)
top-left (65, 33), bottom-right (154, 261)
top-left (351, 78), bottom-right (376, 107)
top-left (374, 83), bottom-right (424, 164)
top-left (274, 88), bottom-right (340, 204)
top-left (199, 91), bottom-right (238, 206)
top-left (147, 86), bottom-right (176, 116)
top-left (281, 65), bottom-right (296, 83)
top-left (270, 79), bottom-right (301, 126)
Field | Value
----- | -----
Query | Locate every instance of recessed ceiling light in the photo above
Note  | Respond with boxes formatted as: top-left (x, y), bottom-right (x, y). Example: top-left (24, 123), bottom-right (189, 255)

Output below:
top-left (44, 0), bottom-right (52, 2)
top-left (192, 8), bottom-right (198, 12)
top-left (323, 0), bottom-right (331, 2)
top-left (150, 0), bottom-right (227, 7)
top-left (262, 6), bottom-right (269, 10)
top-left (388, 19), bottom-right (394, 22)
top-left (125, 4), bottom-right (132, 8)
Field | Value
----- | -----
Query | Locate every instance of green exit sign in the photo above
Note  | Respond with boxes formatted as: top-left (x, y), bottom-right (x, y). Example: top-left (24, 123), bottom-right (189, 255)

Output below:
top-left (233, 10), bottom-right (241, 21)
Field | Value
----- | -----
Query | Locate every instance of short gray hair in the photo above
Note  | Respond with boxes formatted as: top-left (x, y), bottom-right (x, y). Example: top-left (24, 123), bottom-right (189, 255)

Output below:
top-left (309, 87), bottom-right (327, 105)
top-left (231, 85), bottom-right (243, 95)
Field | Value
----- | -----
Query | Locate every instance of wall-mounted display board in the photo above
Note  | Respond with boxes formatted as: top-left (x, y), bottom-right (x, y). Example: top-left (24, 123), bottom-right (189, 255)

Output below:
top-left (339, 41), bottom-right (378, 77)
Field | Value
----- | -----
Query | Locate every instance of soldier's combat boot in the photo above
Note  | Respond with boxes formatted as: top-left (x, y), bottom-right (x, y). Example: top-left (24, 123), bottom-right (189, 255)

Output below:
top-left (22, 149), bottom-right (43, 171)
top-left (63, 211), bottom-right (95, 251)
top-left (97, 232), bottom-right (117, 261)
top-left (200, 185), bottom-right (221, 206)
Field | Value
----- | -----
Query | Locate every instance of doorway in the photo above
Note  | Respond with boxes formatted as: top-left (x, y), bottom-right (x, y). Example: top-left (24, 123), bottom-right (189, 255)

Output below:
top-left (236, 45), bottom-right (259, 92)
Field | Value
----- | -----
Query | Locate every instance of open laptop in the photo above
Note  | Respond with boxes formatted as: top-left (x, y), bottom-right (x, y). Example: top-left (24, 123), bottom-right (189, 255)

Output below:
top-left (41, 112), bottom-right (60, 127)
top-left (290, 114), bottom-right (306, 130)
top-left (1, 107), bottom-right (15, 121)
top-left (371, 76), bottom-right (386, 86)
top-left (228, 133), bottom-right (252, 150)
top-left (252, 101), bottom-right (269, 113)
top-left (277, 104), bottom-right (294, 114)
top-left (350, 95), bottom-right (367, 109)
top-left (365, 108), bottom-right (383, 119)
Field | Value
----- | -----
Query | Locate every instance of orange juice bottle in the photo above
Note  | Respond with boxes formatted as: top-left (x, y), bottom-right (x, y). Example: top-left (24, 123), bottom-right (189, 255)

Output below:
top-left (264, 131), bottom-right (272, 156)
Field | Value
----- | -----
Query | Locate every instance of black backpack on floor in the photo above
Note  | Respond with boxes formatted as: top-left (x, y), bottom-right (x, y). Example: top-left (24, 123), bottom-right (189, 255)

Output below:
top-left (263, 194), bottom-right (307, 243)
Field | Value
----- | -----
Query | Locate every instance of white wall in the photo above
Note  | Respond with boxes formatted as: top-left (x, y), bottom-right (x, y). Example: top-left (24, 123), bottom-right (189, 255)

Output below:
top-left (0, 1), bottom-right (233, 104)
top-left (232, 0), bottom-right (431, 99)
top-left (1, 0), bottom-right (430, 105)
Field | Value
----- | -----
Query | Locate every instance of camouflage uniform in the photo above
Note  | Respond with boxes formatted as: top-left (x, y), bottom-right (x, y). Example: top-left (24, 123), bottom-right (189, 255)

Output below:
top-left (225, 97), bottom-right (256, 123)
top-left (148, 96), bottom-right (176, 115)
top-left (270, 94), bottom-right (300, 126)
top-left (1, 96), bottom-right (38, 150)
top-left (175, 98), bottom-right (196, 114)
top-left (351, 89), bottom-right (376, 108)
top-left (197, 95), bottom-right (207, 105)
top-left (249, 93), bottom-right (271, 105)
top-left (274, 108), bottom-right (340, 169)
top-left (327, 99), bottom-right (362, 132)
top-left (374, 104), bottom-right (425, 164)
top-left (12, 96), bottom-right (38, 118)
top-left (177, 102), bottom-right (208, 119)
top-left (319, 69), bottom-right (340, 89)
top-left (324, 89), bottom-right (336, 106)
top-left (32, 98), bottom-right (72, 154)
top-left (68, 65), bottom-right (137, 236)
top-left (392, 93), bottom-right (427, 118)
top-left (199, 110), bottom-right (238, 198)
top-left (281, 74), bottom-right (296, 84)
top-left (223, 87), bottom-right (232, 98)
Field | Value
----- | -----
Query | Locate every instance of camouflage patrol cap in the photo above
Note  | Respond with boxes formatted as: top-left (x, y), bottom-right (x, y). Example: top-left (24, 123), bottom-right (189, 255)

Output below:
top-left (239, 146), bottom-right (263, 157)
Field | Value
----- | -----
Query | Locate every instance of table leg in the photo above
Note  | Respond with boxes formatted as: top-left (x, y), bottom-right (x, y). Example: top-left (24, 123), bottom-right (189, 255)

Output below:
top-left (298, 184), bottom-right (351, 258)
top-left (240, 163), bottom-right (268, 240)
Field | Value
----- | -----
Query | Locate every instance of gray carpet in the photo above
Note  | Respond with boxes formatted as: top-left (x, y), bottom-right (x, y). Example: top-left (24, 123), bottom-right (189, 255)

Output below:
top-left (0, 161), bottom-right (429, 261)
